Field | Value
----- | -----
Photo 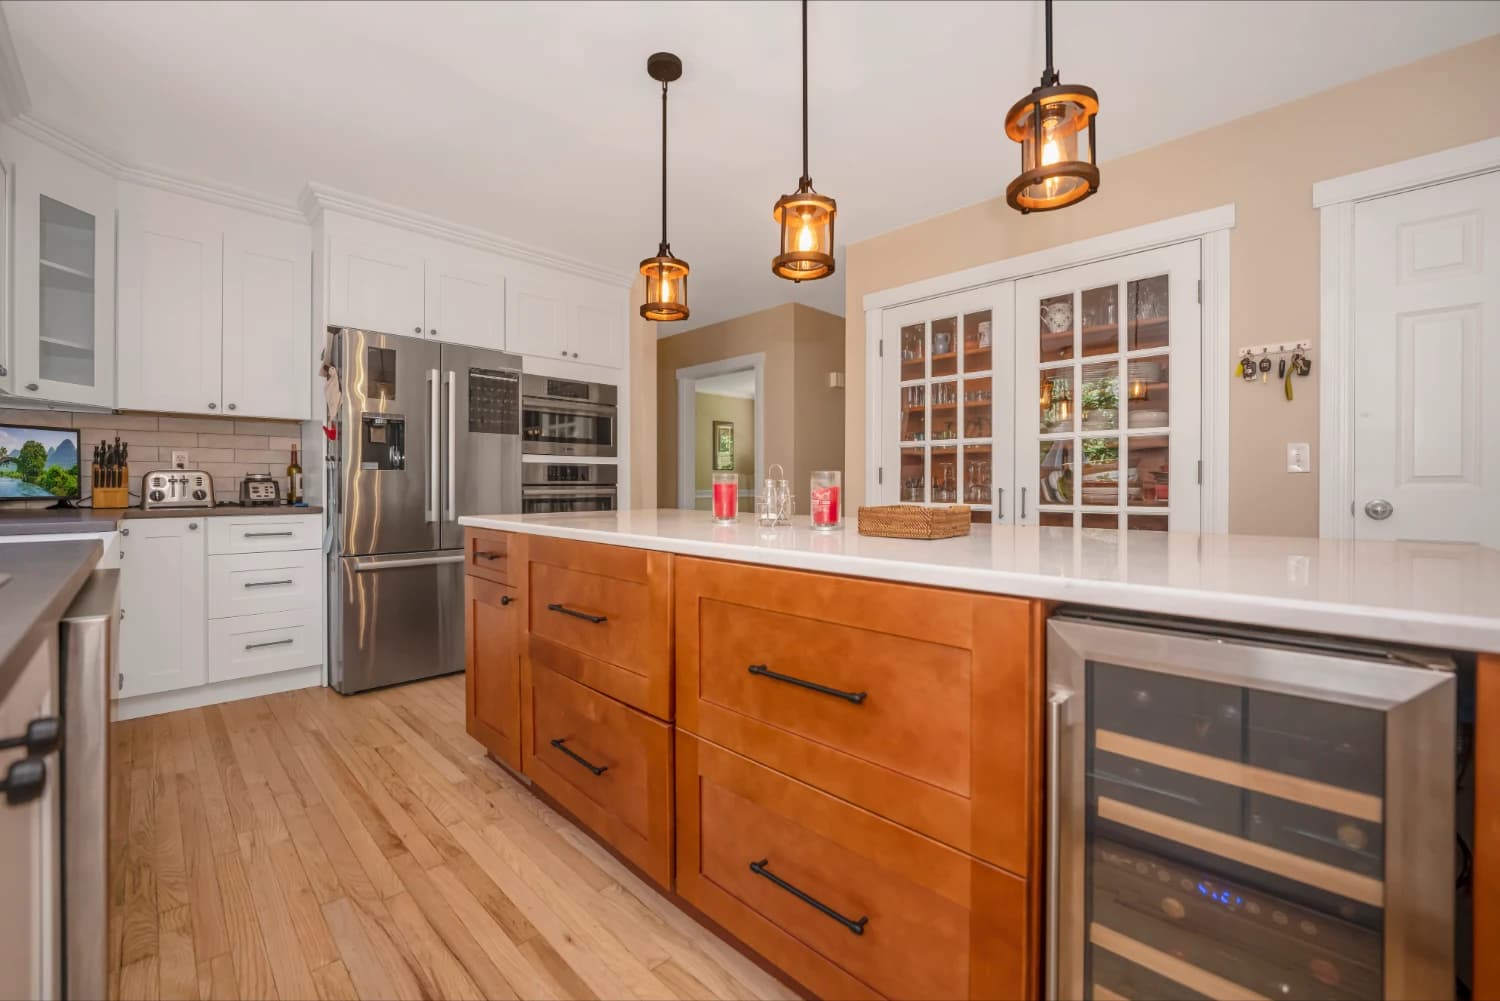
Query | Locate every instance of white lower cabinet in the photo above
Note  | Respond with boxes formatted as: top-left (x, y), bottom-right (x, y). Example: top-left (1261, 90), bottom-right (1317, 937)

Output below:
top-left (118, 514), bottom-right (322, 714)
top-left (118, 518), bottom-right (208, 698)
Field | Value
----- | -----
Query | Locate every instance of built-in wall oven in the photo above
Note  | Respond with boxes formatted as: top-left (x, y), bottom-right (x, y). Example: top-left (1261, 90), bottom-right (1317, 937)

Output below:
top-left (1047, 610), bottom-right (1456, 1001)
top-left (521, 463), bottom-right (618, 513)
top-left (521, 374), bottom-right (617, 457)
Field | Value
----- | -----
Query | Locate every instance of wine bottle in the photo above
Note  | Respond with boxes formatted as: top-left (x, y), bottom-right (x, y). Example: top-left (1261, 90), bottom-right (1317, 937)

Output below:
top-left (287, 445), bottom-right (303, 505)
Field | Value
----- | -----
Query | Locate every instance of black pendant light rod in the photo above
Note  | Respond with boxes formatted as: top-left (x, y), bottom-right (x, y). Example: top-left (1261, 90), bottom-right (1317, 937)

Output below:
top-left (800, 0), bottom-right (810, 189)
top-left (660, 78), bottom-right (669, 251)
top-left (1040, 0), bottom-right (1059, 86)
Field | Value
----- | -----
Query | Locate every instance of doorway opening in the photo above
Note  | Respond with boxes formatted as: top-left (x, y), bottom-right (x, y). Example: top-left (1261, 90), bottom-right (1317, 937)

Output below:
top-left (675, 353), bottom-right (765, 513)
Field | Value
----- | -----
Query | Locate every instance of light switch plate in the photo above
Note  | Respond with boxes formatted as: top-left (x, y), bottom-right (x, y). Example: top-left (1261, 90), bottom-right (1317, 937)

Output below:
top-left (1286, 442), bottom-right (1311, 474)
top-left (172, 450), bottom-right (189, 469)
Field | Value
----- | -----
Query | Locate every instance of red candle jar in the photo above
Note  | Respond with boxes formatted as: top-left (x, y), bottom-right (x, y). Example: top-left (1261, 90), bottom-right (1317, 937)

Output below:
top-left (712, 472), bottom-right (738, 524)
top-left (810, 470), bottom-right (841, 530)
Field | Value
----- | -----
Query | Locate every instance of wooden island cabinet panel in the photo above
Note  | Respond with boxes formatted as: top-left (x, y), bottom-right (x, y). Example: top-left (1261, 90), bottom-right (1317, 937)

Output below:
top-left (465, 526), bottom-right (517, 585)
top-left (465, 574), bottom-right (524, 771)
top-left (676, 732), bottom-right (1031, 1001)
top-left (674, 555), bottom-right (1045, 877)
top-left (526, 535), bottom-right (674, 719)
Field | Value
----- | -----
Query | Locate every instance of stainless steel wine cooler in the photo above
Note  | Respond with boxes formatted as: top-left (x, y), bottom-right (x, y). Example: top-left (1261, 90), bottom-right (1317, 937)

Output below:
top-left (1047, 611), bottom-right (1456, 1001)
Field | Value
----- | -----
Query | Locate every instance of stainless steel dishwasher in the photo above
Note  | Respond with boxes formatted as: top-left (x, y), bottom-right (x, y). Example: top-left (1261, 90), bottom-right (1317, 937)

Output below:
top-left (1047, 610), bottom-right (1455, 1001)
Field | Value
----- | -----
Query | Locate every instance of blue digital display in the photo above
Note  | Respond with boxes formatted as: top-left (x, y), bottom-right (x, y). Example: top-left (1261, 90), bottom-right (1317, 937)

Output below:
top-left (1196, 881), bottom-right (1244, 907)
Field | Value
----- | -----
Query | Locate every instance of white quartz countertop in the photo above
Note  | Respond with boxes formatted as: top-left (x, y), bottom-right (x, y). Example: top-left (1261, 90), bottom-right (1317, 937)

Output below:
top-left (458, 509), bottom-right (1500, 654)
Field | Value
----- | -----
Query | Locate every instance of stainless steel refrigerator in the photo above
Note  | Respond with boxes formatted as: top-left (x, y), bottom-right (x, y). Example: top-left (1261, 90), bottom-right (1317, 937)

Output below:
top-left (328, 327), bottom-right (522, 694)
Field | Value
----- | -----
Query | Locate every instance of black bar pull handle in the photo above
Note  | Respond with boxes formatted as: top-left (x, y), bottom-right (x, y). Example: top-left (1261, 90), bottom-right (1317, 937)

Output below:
top-left (2, 757), bottom-right (46, 806)
top-left (749, 859), bottom-right (868, 936)
top-left (548, 603), bottom-right (607, 625)
top-left (747, 664), bottom-right (866, 704)
top-left (550, 738), bottom-right (608, 776)
top-left (475, 550), bottom-right (504, 561)
top-left (0, 716), bottom-right (62, 756)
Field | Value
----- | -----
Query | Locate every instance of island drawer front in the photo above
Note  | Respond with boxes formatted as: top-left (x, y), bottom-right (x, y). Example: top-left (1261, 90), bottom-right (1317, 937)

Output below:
top-left (526, 536), bottom-right (672, 719)
top-left (523, 661), bottom-right (673, 887)
top-left (675, 556), bottom-right (1041, 874)
top-left (676, 733), bottom-right (1031, 1001)
top-left (465, 528), bottom-right (515, 585)
top-left (466, 574), bottom-right (523, 772)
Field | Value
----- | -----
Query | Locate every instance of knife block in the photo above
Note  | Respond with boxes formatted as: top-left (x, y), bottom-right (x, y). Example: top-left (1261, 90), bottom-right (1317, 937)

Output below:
top-left (90, 464), bottom-right (130, 509)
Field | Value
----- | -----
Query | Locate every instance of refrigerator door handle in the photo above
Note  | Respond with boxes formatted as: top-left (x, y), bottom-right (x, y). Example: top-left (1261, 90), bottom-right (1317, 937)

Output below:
top-left (446, 370), bottom-right (457, 522)
top-left (351, 554), bottom-right (465, 572)
top-left (426, 368), bottom-right (439, 523)
top-left (1045, 684), bottom-right (1074, 1001)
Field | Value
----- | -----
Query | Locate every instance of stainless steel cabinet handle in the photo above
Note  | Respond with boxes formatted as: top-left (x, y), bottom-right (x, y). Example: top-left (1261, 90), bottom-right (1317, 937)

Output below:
top-left (1364, 498), bottom-right (1394, 521)
top-left (243, 531), bottom-right (293, 538)
top-left (1046, 685), bottom-right (1074, 1001)
top-left (243, 579), bottom-right (293, 589)
top-left (245, 638), bottom-right (295, 651)
top-left (997, 487), bottom-right (1004, 519)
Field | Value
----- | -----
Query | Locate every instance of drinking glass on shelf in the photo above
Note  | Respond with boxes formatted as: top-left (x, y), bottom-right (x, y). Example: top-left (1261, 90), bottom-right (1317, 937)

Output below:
top-left (711, 472), bottom-right (738, 525)
top-left (810, 470), bottom-right (842, 531)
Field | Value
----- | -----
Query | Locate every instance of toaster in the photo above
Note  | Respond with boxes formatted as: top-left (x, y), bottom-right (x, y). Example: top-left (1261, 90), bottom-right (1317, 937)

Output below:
top-left (240, 472), bottom-right (282, 506)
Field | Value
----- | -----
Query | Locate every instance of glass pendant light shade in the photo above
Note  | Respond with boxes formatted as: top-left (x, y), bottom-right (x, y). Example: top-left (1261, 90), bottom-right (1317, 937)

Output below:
top-left (640, 253), bottom-right (689, 322)
top-left (641, 51), bottom-right (690, 322)
top-left (1005, 0), bottom-right (1100, 214)
top-left (772, 187), bottom-right (835, 282)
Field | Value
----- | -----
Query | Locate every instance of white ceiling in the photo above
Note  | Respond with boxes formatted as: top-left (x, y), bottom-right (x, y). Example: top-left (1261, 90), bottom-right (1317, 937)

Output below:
top-left (6, 1), bottom-right (1499, 333)
top-left (695, 369), bottom-right (758, 399)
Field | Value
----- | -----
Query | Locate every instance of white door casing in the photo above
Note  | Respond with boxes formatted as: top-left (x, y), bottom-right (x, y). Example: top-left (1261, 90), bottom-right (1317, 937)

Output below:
top-left (1350, 170), bottom-right (1500, 546)
top-left (222, 216), bottom-right (311, 420)
top-left (674, 353), bottom-right (766, 511)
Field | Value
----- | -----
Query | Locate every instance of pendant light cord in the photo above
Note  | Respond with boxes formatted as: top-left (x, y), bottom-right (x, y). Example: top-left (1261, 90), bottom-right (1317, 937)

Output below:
top-left (800, 0), bottom-right (810, 189)
top-left (660, 79), bottom-right (669, 252)
top-left (1041, 0), bottom-right (1059, 86)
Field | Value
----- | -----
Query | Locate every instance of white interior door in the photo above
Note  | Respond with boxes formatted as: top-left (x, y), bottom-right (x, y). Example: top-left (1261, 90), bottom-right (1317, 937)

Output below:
top-left (879, 283), bottom-right (1015, 521)
top-left (1352, 171), bottom-right (1500, 546)
top-left (1014, 241), bottom-right (1202, 532)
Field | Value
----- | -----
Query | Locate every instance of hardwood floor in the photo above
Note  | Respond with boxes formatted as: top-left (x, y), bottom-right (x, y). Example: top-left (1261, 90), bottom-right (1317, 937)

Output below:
top-left (108, 674), bottom-right (799, 1001)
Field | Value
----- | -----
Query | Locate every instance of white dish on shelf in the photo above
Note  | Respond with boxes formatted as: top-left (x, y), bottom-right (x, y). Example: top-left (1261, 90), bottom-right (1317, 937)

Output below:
top-left (1129, 410), bottom-right (1169, 428)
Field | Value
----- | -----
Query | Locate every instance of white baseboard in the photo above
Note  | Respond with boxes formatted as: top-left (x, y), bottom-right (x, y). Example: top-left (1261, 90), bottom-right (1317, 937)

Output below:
top-left (113, 665), bottom-right (322, 721)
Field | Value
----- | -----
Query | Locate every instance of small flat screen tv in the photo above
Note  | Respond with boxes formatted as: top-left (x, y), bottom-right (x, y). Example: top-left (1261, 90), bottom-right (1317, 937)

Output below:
top-left (0, 423), bottom-right (81, 502)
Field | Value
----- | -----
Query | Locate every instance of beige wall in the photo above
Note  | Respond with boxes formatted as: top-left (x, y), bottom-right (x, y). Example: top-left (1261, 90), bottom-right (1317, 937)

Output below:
top-left (656, 302), bottom-right (844, 512)
top-left (694, 392), bottom-right (756, 510)
top-left (843, 34), bottom-right (1500, 536)
top-left (628, 275), bottom-right (657, 509)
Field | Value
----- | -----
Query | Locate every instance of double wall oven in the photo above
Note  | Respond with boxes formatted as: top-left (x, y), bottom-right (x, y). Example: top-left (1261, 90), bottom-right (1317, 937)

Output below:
top-left (522, 374), bottom-right (617, 457)
top-left (521, 463), bottom-right (617, 514)
top-left (1048, 611), bottom-right (1456, 1001)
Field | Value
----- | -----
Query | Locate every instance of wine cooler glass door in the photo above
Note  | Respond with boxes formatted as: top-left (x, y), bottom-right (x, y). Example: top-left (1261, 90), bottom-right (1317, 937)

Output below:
top-left (1047, 615), bottom-right (1454, 1001)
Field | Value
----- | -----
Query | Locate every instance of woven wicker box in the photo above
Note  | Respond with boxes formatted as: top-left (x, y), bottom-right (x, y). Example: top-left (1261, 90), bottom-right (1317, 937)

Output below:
top-left (857, 504), bottom-right (971, 540)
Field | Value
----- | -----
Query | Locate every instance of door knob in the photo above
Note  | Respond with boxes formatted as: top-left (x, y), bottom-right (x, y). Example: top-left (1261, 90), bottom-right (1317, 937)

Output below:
top-left (1364, 498), bottom-right (1394, 521)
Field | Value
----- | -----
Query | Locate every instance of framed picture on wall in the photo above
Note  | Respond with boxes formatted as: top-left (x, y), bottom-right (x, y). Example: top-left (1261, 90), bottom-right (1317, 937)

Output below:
top-left (712, 420), bottom-right (735, 471)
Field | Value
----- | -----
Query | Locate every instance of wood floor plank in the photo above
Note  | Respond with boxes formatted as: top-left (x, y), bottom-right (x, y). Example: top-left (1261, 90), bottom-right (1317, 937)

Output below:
top-left (321, 897), bottom-right (417, 1001)
top-left (213, 849), bottom-right (279, 1001)
top-left (519, 938), bottom-right (600, 1001)
top-left (390, 851), bottom-right (518, 1000)
top-left (383, 887), bottom-right (487, 1001)
top-left (310, 960), bottom-right (360, 1001)
top-left (157, 904), bottom-right (198, 1001)
top-left (428, 863), bottom-right (560, 1001)
top-left (304, 800), bottom-right (386, 905)
top-left (347, 893), bottom-right (430, 1001)
top-left (119, 956), bottom-right (161, 1001)
top-left (653, 957), bottom-right (722, 1001)
top-left (120, 765), bottom-right (160, 967)
top-left (185, 710), bottom-right (237, 857)
top-left (275, 792), bottom-right (349, 906)
top-left (241, 839), bottom-right (320, 1001)
top-left (202, 955), bottom-right (239, 1001)
top-left (292, 737), bottom-right (404, 897)
top-left (268, 836), bottom-right (342, 971)
top-left (153, 755), bottom-right (191, 914)
top-left (175, 771), bottom-right (229, 960)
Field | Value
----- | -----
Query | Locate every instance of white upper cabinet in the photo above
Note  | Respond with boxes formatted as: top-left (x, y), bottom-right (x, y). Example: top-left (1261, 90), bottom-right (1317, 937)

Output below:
top-left (117, 195), bottom-right (224, 414)
top-left (222, 216), bottom-right (313, 420)
top-left (568, 280), bottom-right (627, 369)
top-left (505, 267), bottom-right (568, 360)
top-left (326, 231), bottom-right (425, 336)
top-left (5, 130), bottom-right (116, 407)
top-left (116, 185), bottom-right (312, 420)
top-left (424, 248), bottom-right (506, 351)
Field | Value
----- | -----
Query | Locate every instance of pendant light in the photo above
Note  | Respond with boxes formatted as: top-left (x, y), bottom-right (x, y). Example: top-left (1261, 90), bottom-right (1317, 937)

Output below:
top-left (1004, 0), bottom-right (1099, 214)
top-left (771, 0), bottom-right (836, 282)
top-left (640, 52), bottom-right (690, 322)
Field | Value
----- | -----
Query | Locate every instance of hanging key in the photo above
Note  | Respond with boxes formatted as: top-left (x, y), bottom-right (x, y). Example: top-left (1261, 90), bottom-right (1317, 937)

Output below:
top-left (1258, 357), bottom-right (1272, 383)
top-left (1277, 356), bottom-right (1287, 380)
top-left (1241, 355), bottom-right (1257, 382)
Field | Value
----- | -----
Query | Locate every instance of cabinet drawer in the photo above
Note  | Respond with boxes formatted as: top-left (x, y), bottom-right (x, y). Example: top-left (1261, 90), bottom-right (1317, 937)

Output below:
top-left (677, 733), bottom-right (1032, 1001)
top-left (526, 536), bottom-right (672, 719)
top-left (522, 662), bottom-right (672, 886)
top-left (207, 515), bottom-right (319, 554)
top-left (208, 549), bottom-right (321, 618)
top-left (466, 574), bottom-right (523, 772)
top-left (465, 528), bottom-right (516, 585)
top-left (207, 608), bottom-right (321, 683)
top-left (676, 556), bottom-right (1042, 874)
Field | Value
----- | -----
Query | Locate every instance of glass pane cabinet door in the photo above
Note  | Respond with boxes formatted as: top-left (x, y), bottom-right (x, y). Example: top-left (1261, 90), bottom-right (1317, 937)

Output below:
top-left (881, 285), bottom-right (1015, 522)
top-left (1048, 616), bottom-right (1456, 1001)
top-left (10, 147), bottom-right (116, 408)
top-left (1015, 242), bottom-right (1201, 531)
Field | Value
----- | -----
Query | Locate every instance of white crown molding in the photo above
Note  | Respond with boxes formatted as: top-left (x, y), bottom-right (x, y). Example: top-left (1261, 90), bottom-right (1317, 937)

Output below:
top-left (7, 113), bottom-right (305, 222)
top-left (0, 6), bottom-right (31, 122)
top-left (300, 182), bottom-right (633, 289)
top-left (1312, 136), bottom-right (1500, 207)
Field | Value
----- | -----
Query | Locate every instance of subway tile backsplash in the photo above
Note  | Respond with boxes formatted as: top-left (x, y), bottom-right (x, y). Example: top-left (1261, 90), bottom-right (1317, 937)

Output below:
top-left (0, 407), bottom-right (305, 508)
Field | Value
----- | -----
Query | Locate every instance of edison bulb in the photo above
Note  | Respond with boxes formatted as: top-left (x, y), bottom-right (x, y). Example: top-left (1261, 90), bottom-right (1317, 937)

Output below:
top-left (660, 276), bottom-right (675, 303)
top-left (796, 216), bottom-right (817, 253)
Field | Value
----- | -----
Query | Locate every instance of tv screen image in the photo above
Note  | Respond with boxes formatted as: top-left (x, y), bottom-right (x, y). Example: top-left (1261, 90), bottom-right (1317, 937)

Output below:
top-left (0, 424), bottom-right (81, 500)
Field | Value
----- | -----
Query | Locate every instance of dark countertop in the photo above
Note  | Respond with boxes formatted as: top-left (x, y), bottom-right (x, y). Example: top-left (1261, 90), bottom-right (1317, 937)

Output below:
top-left (0, 540), bottom-right (103, 701)
top-left (0, 509), bottom-right (123, 536)
top-left (122, 504), bottom-right (323, 520)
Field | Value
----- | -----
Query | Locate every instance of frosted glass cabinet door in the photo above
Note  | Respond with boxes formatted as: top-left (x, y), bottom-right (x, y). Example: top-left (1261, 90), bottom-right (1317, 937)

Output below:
top-left (10, 146), bottom-right (116, 408)
top-left (1015, 241), bottom-right (1202, 532)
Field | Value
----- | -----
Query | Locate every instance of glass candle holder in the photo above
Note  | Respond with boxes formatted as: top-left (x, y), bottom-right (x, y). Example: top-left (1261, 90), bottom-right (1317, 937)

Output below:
top-left (711, 472), bottom-right (738, 524)
top-left (810, 470), bottom-right (842, 531)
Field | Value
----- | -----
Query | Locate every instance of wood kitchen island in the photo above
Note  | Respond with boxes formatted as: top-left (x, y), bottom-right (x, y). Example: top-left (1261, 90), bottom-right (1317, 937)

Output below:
top-left (459, 509), bottom-right (1500, 1001)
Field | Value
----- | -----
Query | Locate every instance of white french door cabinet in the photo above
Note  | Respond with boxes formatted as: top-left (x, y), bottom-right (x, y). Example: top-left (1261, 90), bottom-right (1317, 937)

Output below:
top-left (877, 240), bottom-right (1204, 532)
